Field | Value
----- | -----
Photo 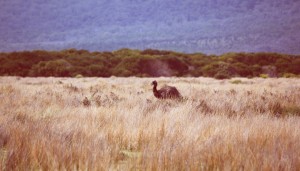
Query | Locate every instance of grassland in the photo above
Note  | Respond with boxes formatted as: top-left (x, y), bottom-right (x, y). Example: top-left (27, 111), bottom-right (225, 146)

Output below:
top-left (0, 76), bottom-right (300, 170)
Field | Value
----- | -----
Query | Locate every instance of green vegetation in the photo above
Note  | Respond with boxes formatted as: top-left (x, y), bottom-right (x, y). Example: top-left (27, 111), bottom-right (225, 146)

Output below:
top-left (0, 49), bottom-right (299, 78)
top-left (230, 80), bottom-right (243, 84)
top-left (259, 74), bottom-right (269, 79)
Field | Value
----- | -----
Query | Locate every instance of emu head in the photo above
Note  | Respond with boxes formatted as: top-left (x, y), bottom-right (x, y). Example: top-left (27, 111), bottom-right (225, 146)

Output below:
top-left (151, 80), bottom-right (157, 87)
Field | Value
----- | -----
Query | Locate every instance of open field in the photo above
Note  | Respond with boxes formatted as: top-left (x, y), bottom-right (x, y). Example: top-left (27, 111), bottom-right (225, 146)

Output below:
top-left (0, 76), bottom-right (300, 170)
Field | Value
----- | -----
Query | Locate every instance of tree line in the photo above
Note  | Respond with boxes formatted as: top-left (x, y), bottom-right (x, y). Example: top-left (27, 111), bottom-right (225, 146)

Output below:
top-left (0, 48), bottom-right (299, 79)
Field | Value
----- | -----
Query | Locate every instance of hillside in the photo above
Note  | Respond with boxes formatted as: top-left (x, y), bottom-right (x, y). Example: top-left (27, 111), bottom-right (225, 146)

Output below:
top-left (0, 0), bottom-right (300, 54)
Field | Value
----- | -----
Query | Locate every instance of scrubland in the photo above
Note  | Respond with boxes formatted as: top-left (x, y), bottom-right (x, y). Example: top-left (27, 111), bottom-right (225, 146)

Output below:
top-left (0, 76), bottom-right (300, 170)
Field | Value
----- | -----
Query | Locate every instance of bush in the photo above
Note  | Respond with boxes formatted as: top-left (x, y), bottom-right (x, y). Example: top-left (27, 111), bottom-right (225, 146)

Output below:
top-left (259, 74), bottom-right (269, 79)
top-left (230, 79), bottom-right (243, 84)
top-left (202, 63), bottom-right (219, 77)
top-left (232, 62), bottom-right (253, 77)
top-left (282, 73), bottom-right (297, 78)
top-left (30, 59), bottom-right (72, 77)
top-left (214, 72), bottom-right (230, 79)
top-left (160, 57), bottom-right (189, 76)
top-left (87, 64), bottom-right (110, 77)
top-left (1, 49), bottom-right (300, 77)
top-left (75, 74), bottom-right (83, 78)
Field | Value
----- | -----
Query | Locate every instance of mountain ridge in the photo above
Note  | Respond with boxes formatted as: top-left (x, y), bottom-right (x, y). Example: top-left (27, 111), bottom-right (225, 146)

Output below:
top-left (0, 0), bottom-right (300, 54)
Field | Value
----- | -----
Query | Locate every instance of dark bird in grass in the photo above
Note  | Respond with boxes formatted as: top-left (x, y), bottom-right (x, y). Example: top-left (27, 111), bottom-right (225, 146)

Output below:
top-left (151, 80), bottom-right (182, 99)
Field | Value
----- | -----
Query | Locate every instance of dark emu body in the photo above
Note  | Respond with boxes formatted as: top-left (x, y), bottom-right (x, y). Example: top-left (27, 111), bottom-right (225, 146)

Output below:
top-left (151, 80), bottom-right (182, 99)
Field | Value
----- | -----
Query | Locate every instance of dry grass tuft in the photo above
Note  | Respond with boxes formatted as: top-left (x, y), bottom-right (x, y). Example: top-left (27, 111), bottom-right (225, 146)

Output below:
top-left (82, 97), bottom-right (91, 107)
top-left (0, 76), bottom-right (300, 170)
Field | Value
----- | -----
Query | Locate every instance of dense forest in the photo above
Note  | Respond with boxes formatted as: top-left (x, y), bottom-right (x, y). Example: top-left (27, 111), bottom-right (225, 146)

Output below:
top-left (0, 49), bottom-right (299, 79)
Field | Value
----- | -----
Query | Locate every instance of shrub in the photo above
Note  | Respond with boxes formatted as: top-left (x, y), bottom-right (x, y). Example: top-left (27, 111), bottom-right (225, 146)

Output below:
top-left (1, 49), bottom-right (300, 77)
top-left (230, 79), bottom-right (243, 84)
top-left (30, 59), bottom-right (72, 77)
top-left (259, 74), bottom-right (269, 79)
top-left (141, 49), bottom-right (171, 55)
top-left (232, 62), bottom-right (253, 77)
top-left (75, 74), bottom-right (83, 78)
top-left (161, 57), bottom-right (189, 76)
top-left (87, 64), bottom-right (110, 77)
top-left (214, 72), bottom-right (230, 79)
top-left (282, 73), bottom-right (297, 78)
top-left (202, 63), bottom-right (219, 77)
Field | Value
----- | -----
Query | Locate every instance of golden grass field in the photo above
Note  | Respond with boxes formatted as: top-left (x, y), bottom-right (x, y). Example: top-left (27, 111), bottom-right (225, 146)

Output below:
top-left (0, 76), bottom-right (300, 170)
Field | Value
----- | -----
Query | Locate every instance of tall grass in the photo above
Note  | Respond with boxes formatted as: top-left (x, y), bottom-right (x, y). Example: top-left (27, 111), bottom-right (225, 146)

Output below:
top-left (0, 77), bottom-right (300, 170)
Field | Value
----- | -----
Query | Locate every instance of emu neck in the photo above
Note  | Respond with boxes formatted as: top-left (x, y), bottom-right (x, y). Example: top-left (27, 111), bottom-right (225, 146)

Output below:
top-left (153, 85), bottom-right (160, 98)
top-left (153, 85), bottom-right (158, 93)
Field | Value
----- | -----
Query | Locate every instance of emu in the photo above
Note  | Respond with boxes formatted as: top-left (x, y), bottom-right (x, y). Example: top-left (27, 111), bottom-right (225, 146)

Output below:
top-left (151, 80), bottom-right (182, 99)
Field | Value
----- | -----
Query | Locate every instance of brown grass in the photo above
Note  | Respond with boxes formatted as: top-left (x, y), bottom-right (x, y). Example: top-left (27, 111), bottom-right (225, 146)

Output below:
top-left (0, 76), bottom-right (300, 170)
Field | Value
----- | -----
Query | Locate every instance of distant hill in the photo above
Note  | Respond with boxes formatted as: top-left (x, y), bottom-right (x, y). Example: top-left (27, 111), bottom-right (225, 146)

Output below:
top-left (0, 0), bottom-right (300, 54)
